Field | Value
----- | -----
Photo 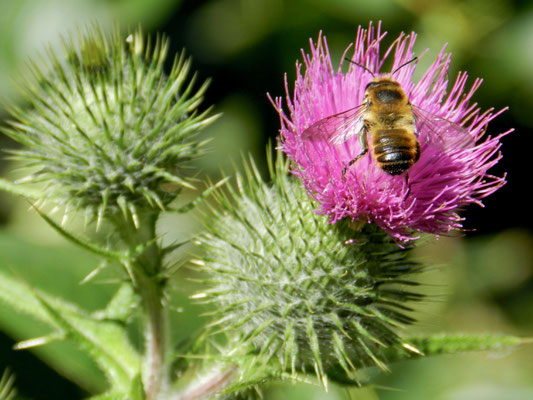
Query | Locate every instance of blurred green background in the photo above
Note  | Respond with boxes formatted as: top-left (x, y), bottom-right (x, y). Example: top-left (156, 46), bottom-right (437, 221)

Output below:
top-left (0, 0), bottom-right (532, 399)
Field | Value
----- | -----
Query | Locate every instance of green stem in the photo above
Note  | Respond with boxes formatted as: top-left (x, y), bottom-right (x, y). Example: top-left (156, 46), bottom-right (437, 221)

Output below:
top-left (115, 212), bottom-right (168, 399)
top-left (137, 268), bottom-right (168, 400)
top-left (176, 364), bottom-right (238, 400)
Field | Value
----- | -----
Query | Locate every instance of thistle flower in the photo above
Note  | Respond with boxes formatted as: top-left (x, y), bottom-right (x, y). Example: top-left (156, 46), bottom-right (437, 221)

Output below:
top-left (3, 26), bottom-right (217, 225)
top-left (194, 153), bottom-right (424, 385)
top-left (271, 23), bottom-right (510, 241)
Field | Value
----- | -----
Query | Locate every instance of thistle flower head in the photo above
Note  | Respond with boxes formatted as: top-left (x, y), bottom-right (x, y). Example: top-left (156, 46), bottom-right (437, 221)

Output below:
top-left (195, 153), bottom-right (424, 384)
top-left (3, 26), bottom-right (217, 223)
top-left (271, 22), bottom-right (510, 241)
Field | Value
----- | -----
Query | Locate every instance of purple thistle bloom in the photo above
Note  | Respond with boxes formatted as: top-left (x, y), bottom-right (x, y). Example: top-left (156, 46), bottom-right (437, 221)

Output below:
top-left (271, 22), bottom-right (511, 242)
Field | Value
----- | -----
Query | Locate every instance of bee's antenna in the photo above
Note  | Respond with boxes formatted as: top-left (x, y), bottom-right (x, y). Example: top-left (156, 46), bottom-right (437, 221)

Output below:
top-left (344, 58), bottom-right (375, 77)
top-left (392, 57), bottom-right (418, 75)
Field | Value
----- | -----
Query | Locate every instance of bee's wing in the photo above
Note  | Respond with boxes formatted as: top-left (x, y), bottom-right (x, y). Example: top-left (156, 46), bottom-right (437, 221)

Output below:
top-left (302, 105), bottom-right (367, 145)
top-left (412, 105), bottom-right (475, 151)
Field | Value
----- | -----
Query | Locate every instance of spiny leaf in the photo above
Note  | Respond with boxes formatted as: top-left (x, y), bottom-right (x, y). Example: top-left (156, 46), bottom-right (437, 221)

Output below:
top-left (92, 283), bottom-right (139, 323)
top-left (33, 206), bottom-right (127, 263)
top-left (33, 288), bottom-right (139, 392)
top-left (0, 369), bottom-right (17, 400)
top-left (384, 333), bottom-right (527, 363)
top-left (0, 271), bottom-right (141, 392)
top-left (0, 178), bottom-right (40, 199)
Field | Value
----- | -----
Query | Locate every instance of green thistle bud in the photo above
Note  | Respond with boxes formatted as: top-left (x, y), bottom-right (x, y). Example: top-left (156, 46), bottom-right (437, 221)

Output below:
top-left (3, 25), bottom-right (218, 224)
top-left (194, 152), bottom-right (425, 386)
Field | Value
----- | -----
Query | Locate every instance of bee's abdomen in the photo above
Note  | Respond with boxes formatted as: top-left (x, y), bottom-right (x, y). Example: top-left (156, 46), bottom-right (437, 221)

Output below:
top-left (372, 129), bottom-right (420, 175)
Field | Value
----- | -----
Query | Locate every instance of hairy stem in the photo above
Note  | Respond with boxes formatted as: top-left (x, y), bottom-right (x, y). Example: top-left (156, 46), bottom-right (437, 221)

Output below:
top-left (116, 212), bottom-right (168, 399)
top-left (137, 269), bottom-right (168, 399)
top-left (177, 364), bottom-right (238, 400)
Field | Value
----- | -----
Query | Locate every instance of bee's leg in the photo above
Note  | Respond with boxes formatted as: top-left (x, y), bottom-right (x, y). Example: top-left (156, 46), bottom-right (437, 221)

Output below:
top-left (403, 173), bottom-right (411, 199)
top-left (342, 150), bottom-right (368, 176)
top-left (342, 128), bottom-right (368, 177)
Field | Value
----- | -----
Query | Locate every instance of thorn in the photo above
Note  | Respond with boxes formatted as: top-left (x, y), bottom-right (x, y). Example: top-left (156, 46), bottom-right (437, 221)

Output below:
top-left (14, 334), bottom-right (62, 350)
top-left (128, 203), bottom-right (139, 229)
top-left (402, 342), bottom-right (424, 355)
top-left (84, 207), bottom-right (93, 227)
top-left (96, 206), bottom-right (105, 231)
top-left (321, 373), bottom-right (328, 391)
top-left (80, 262), bottom-right (107, 284)
top-left (61, 211), bottom-right (69, 226)
top-left (117, 195), bottom-right (129, 219)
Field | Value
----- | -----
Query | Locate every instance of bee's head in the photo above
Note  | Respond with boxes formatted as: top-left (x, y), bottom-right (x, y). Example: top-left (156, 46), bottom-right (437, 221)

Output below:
top-left (365, 77), bottom-right (407, 106)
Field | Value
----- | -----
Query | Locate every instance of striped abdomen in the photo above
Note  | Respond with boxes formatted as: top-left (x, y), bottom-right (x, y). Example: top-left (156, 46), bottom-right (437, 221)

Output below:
top-left (371, 128), bottom-right (421, 175)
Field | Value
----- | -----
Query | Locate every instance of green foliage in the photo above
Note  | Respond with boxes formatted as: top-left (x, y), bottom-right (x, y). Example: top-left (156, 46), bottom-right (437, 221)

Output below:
top-left (384, 334), bottom-right (524, 363)
top-left (0, 177), bottom-right (40, 199)
top-left (0, 369), bottom-right (16, 400)
top-left (0, 12), bottom-right (529, 399)
top-left (0, 24), bottom-right (218, 400)
top-left (0, 271), bottom-right (141, 392)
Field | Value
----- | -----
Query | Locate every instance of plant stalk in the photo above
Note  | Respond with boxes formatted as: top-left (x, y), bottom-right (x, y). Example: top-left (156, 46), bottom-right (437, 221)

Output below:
top-left (137, 269), bottom-right (168, 399)
top-left (116, 212), bottom-right (168, 399)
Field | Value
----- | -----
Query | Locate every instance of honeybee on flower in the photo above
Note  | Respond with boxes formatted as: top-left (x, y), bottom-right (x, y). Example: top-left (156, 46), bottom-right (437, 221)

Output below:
top-left (271, 22), bottom-right (511, 241)
top-left (303, 58), bottom-right (475, 178)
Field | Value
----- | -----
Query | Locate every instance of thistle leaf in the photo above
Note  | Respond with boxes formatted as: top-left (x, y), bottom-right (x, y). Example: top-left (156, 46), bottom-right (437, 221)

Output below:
top-left (0, 369), bottom-right (17, 400)
top-left (384, 333), bottom-right (526, 363)
top-left (92, 283), bottom-right (139, 323)
top-left (0, 178), bottom-right (40, 199)
top-left (33, 206), bottom-right (127, 263)
top-left (0, 271), bottom-right (141, 392)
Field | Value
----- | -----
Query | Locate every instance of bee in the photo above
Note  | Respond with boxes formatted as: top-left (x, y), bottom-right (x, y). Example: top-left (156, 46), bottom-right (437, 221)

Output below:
top-left (302, 58), bottom-right (474, 177)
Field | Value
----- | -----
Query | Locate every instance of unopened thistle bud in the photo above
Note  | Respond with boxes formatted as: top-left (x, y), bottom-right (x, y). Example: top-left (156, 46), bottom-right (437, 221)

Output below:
top-left (194, 153), bottom-right (424, 385)
top-left (3, 26), bottom-right (217, 224)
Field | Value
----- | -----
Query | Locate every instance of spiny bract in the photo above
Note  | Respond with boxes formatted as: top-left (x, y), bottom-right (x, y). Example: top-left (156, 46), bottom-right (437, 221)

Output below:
top-left (3, 25), bottom-right (217, 224)
top-left (195, 153), bottom-right (425, 385)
